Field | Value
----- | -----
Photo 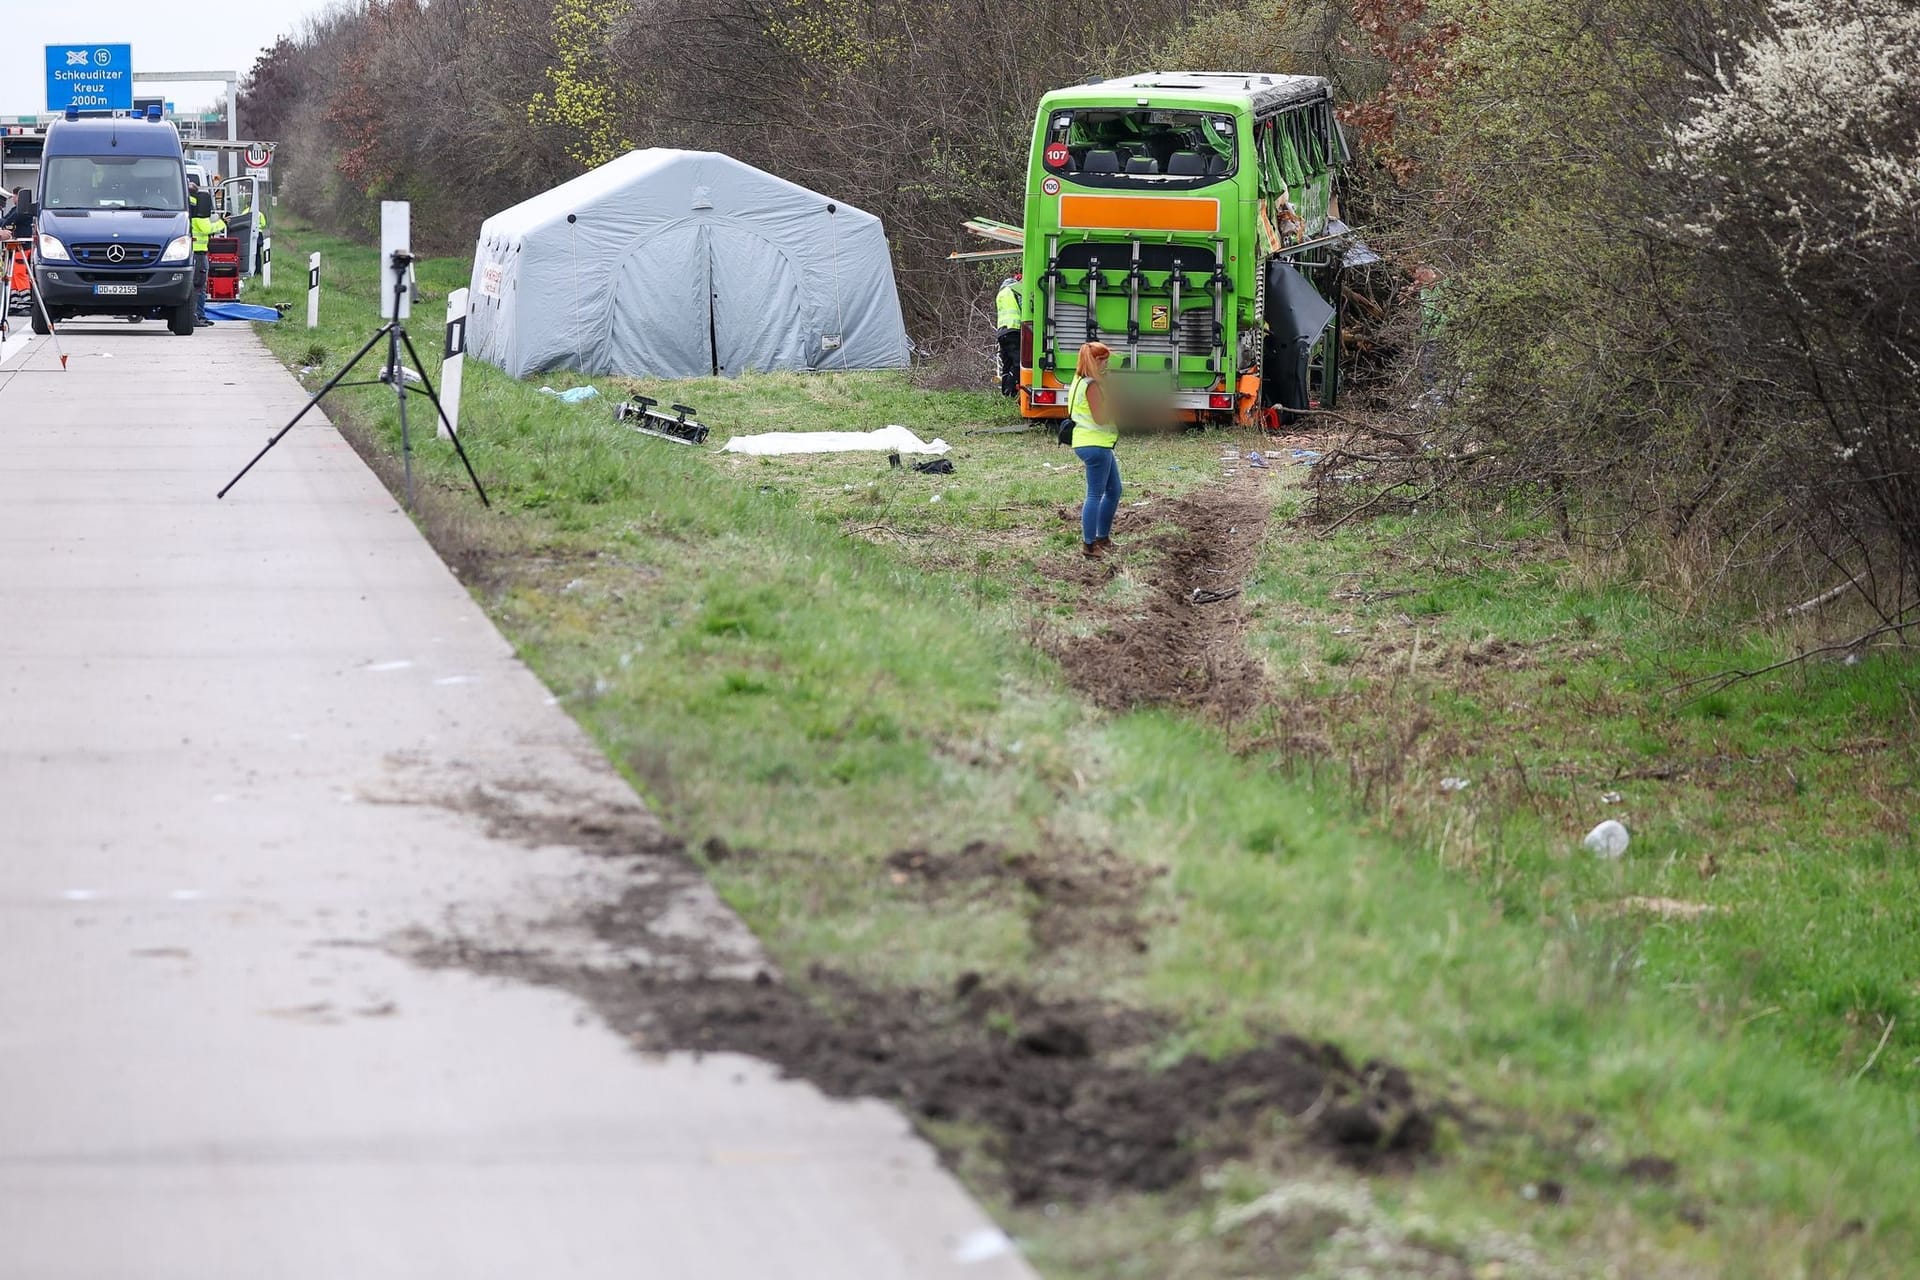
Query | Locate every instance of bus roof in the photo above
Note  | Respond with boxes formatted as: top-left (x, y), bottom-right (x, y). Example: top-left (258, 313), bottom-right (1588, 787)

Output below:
top-left (1042, 71), bottom-right (1330, 115)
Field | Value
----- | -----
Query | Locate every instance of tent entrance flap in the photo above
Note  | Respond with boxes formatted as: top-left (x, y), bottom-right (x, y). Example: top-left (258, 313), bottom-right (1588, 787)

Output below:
top-left (710, 230), bottom-right (807, 376)
top-left (615, 227), bottom-right (807, 377)
top-left (611, 224), bottom-right (713, 378)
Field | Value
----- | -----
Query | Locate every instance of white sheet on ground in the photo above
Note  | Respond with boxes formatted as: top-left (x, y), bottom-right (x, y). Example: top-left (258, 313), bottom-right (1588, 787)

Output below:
top-left (722, 424), bottom-right (950, 456)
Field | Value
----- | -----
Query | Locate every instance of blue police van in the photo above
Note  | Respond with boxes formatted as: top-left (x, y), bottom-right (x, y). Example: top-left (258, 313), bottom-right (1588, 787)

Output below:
top-left (31, 108), bottom-right (198, 336)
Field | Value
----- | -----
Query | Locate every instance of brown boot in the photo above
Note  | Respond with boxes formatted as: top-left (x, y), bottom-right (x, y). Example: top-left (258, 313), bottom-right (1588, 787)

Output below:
top-left (1095, 537), bottom-right (1113, 552)
top-left (1082, 541), bottom-right (1103, 558)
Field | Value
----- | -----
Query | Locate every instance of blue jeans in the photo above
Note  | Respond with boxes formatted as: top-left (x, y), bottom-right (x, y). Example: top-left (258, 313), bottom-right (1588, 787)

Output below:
top-left (1074, 445), bottom-right (1121, 543)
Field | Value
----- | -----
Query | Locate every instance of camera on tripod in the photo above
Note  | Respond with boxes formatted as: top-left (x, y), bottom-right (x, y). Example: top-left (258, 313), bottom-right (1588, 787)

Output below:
top-left (220, 200), bottom-right (488, 511)
top-left (380, 206), bottom-right (416, 320)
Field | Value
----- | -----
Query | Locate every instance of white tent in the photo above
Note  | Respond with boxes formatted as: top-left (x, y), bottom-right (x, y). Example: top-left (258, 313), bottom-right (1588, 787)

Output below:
top-left (466, 149), bottom-right (911, 380)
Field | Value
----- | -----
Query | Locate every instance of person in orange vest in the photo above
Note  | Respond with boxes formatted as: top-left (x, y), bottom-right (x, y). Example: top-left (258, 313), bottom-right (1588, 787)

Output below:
top-left (2, 189), bottom-right (33, 299)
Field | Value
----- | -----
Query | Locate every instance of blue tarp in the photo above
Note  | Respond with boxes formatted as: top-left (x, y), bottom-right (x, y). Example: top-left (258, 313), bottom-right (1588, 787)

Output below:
top-left (206, 302), bottom-right (281, 322)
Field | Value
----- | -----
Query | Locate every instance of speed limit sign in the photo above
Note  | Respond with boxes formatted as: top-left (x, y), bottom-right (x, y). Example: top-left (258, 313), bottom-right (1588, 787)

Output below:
top-left (243, 142), bottom-right (271, 168)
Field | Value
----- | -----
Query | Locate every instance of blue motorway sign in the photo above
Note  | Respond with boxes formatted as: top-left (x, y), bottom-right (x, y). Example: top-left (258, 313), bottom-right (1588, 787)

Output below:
top-left (45, 45), bottom-right (134, 113)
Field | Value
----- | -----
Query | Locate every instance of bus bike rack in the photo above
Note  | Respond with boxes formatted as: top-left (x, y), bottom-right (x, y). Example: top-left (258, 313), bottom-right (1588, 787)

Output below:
top-left (1045, 235), bottom-right (1232, 388)
top-left (1168, 252), bottom-right (1184, 371)
top-left (1084, 252), bottom-right (1100, 348)
top-left (1041, 235), bottom-right (1060, 384)
top-left (1208, 239), bottom-right (1231, 385)
top-left (1125, 240), bottom-right (1143, 369)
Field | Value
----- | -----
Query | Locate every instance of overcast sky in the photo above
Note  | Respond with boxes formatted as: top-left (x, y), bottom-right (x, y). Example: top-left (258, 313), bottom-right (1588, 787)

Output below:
top-left (5, 3), bottom-right (337, 121)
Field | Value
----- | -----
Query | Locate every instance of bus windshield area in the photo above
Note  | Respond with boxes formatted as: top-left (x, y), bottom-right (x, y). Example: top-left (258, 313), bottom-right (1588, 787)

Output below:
top-left (1041, 108), bottom-right (1238, 187)
top-left (42, 156), bottom-right (186, 212)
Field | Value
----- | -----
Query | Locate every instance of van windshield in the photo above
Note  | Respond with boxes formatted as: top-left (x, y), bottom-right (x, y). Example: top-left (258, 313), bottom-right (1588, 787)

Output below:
top-left (43, 156), bottom-right (185, 212)
top-left (1042, 108), bottom-right (1239, 188)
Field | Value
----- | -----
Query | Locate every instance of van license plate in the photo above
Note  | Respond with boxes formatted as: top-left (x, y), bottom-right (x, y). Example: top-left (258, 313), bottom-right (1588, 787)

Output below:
top-left (93, 284), bottom-right (138, 296)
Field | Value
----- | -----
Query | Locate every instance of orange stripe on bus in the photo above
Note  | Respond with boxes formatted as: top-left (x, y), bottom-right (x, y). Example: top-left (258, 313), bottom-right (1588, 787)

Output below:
top-left (1058, 195), bottom-right (1220, 233)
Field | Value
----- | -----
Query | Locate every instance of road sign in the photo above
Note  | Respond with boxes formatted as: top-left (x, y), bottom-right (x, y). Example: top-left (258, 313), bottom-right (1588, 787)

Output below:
top-left (45, 45), bottom-right (133, 113)
top-left (244, 142), bottom-right (269, 168)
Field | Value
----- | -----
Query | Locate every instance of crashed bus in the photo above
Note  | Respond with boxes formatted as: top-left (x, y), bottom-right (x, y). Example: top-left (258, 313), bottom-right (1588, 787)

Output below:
top-left (967, 71), bottom-right (1372, 428)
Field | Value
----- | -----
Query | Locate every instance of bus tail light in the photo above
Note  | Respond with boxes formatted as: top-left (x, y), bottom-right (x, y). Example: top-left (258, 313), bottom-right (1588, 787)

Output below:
top-left (1030, 387), bottom-right (1063, 406)
top-left (1207, 393), bottom-right (1234, 410)
top-left (1020, 322), bottom-right (1033, 367)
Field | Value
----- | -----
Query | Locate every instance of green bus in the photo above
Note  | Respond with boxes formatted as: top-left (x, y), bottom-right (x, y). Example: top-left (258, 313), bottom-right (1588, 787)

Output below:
top-left (1007, 71), bottom-right (1368, 429)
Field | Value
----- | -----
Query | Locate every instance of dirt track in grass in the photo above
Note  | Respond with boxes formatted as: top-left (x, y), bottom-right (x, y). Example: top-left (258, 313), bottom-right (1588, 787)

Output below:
top-left (1043, 466), bottom-right (1276, 722)
top-left (363, 420), bottom-right (1437, 1213)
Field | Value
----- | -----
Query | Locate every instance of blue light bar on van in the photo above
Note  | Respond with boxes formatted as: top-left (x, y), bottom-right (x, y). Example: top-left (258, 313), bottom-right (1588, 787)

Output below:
top-left (146, 104), bottom-right (162, 121)
top-left (63, 106), bottom-right (79, 122)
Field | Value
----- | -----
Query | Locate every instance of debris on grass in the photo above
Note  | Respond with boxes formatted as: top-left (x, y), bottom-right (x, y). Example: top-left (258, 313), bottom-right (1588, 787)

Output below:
top-left (1611, 897), bottom-right (1718, 921)
top-left (1582, 820), bottom-right (1630, 859)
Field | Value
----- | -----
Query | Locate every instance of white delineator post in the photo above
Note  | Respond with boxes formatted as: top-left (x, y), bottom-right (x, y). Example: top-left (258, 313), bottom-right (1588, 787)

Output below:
top-left (306, 253), bottom-right (320, 329)
top-left (440, 287), bottom-right (468, 441)
top-left (261, 235), bottom-right (272, 288)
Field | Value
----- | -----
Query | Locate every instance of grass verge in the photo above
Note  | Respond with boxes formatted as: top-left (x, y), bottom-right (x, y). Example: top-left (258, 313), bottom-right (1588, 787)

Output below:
top-left (245, 216), bottom-right (1920, 1278)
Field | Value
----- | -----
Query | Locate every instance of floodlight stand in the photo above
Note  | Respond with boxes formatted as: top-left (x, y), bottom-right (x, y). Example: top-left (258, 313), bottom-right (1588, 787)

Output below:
top-left (218, 256), bottom-right (489, 509)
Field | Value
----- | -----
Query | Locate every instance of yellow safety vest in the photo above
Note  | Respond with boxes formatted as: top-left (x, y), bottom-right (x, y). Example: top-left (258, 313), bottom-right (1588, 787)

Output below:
top-left (995, 283), bottom-right (1020, 331)
top-left (1068, 375), bottom-right (1117, 449)
top-left (190, 214), bottom-right (226, 252)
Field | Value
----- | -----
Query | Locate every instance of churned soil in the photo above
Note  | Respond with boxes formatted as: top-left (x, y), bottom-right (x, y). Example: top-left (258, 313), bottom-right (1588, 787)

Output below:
top-left (884, 837), bottom-right (1163, 956)
top-left (582, 965), bottom-right (1438, 1206)
top-left (409, 819), bottom-right (1438, 1207)
top-left (1043, 471), bottom-right (1274, 721)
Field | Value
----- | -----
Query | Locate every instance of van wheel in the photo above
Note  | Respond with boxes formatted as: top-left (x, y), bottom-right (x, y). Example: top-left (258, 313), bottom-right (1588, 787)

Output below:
top-left (169, 305), bottom-right (196, 336)
top-left (30, 305), bottom-right (51, 336)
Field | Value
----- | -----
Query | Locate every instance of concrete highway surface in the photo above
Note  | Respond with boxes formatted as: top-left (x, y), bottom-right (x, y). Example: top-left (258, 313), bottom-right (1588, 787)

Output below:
top-left (0, 323), bottom-right (1033, 1278)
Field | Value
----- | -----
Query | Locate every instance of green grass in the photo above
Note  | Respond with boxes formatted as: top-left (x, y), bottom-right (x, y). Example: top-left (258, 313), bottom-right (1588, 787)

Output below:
top-left (1245, 508), bottom-right (1920, 1093)
top-left (246, 217), bottom-right (1920, 1278)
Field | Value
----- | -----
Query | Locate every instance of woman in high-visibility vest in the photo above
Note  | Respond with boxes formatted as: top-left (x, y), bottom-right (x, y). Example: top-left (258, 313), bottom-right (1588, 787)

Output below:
top-left (1067, 341), bottom-right (1120, 557)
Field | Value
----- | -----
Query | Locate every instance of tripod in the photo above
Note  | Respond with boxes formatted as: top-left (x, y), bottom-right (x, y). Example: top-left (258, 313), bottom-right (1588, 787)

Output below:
top-left (1, 239), bottom-right (70, 370)
top-left (218, 253), bottom-right (489, 508)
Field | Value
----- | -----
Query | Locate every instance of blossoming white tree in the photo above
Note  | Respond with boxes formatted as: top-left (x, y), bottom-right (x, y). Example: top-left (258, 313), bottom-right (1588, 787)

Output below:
top-left (1674, 0), bottom-right (1920, 588)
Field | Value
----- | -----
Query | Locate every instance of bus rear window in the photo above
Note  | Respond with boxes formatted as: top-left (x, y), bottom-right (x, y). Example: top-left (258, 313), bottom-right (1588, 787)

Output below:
top-left (1042, 108), bottom-right (1238, 187)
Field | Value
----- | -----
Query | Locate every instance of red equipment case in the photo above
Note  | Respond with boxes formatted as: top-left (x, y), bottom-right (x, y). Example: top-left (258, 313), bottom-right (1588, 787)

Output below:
top-left (207, 234), bottom-right (240, 301)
